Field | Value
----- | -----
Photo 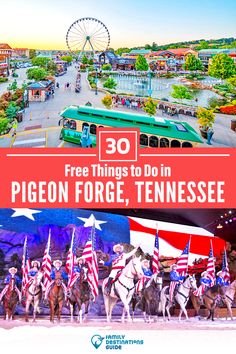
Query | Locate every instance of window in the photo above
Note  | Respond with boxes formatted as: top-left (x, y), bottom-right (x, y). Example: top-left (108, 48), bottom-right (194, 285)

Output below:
top-left (149, 136), bottom-right (158, 148)
top-left (99, 125), bottom-right (104, 128)
top-left (160, 138), bottom-right (170, 147)
top-left (82, 122), bottom-right (89, 130)
top-left (140, 134), bottom-right (148, 146)
top-left (90, 124), bottom-right (97, 135)
top-left (182, 141), bottom-right (193, 148)
top-left (70, 120), bottom-right (76, 130)
top-left (171, 140), bottom-right (181, 147)
top-left (175, 123), bottom-right (188, 132)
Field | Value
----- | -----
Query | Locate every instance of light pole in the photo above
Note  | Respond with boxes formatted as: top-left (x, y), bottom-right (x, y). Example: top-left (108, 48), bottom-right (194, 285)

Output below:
top-left (94, 63), bottom-right (99, 96)
top-left (147, 69), bottom-right (153, 98)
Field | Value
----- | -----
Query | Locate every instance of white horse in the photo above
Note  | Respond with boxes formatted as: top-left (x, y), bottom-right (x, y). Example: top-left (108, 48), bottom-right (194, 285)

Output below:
top-left (220, 280), bottom-right (236, 320)
top-left (102, 256), bottom-right (143, 323)
top-left (160, 275), bottom-right (197, 321)
top-left (25, 271), bottom-right (44, 322)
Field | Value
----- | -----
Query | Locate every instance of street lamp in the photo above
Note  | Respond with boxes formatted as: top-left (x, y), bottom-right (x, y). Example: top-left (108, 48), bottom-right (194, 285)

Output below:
top-left (147, 69), bottom-right (153, 98)
top-left (94, 64), bottom-right (99, 96)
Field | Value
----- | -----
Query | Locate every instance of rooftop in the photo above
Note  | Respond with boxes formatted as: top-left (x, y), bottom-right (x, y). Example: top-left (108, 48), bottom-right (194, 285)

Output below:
top-left (0, 43), bottom-right (12, 50)
top-left (129, 49), bottom-right (151, 55)
top-left (27, 80), bottom-right (53, 89)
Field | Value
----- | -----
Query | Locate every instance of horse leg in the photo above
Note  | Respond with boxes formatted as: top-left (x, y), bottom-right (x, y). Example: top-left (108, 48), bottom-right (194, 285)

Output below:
top-left (179, 303), bottom-right (189, 321)
top-left (70, 303), bottom-right (74, 323)
top-left (104, 295), bottom-right (112, 322)
top-left (226, 301), bottom-right (233, 321)
top-left (84, 301), bottom-right (89, 323)
top-left (25, 299), bottom-right (30, 322)
top-left (58, 300), bottom-right (63, 323)
top-left (120, 294), bottom-right (132, 323)
top-left (166, 303), bottom-right (172, 321)
top-left (33, 299), bottom-right (39, 322)
top-left (108, 298), bottom-right (117, 322)
top-left (50, 300), bottom-right (54, 323)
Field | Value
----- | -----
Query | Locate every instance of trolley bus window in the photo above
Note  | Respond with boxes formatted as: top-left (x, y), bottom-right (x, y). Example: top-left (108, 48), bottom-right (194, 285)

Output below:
top-left (182, 142), bottom-right (193, 148)
top-left (69, 120), bottom-right (76, 130)
top-left (149, 136), bottom-right (158, 148)
top-left (160, 138), bottom-right (170, 147)
top-left (140, 134), bottom-right (148, 146)
top-left (171, 139), bottom-right (181, 147)
top-left (63, 119), bottom-right (71, 128)
top-left (90, 124), bottom-right (97, 135)
top-left (82, 122), bottom-right (89, 130)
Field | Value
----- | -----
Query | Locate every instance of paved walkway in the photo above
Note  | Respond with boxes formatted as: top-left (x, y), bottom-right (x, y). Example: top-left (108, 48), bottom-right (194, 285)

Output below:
top-left (0, 65), bottom-right (235, 148)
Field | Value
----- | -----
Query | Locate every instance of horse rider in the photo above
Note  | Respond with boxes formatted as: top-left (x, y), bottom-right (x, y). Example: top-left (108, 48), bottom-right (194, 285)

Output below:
top-left (0, 267), bottom-right (22, 303)
top-left (100, 243), bottom-right (140, 295)
top-left (136, 259), bottom-right (153, 294)
top-left (23, 260), bottom-right (42, 293)
top-left (67, 257), bottom-right (86, 293)
top-left (45, 260), bottom-right (68, 299)
top-left (216, 270), bottom-right (230, 287)
top-left (193, 270), bottom-right (214, 300)
top-left (169, 264), bottom-right (185, 303)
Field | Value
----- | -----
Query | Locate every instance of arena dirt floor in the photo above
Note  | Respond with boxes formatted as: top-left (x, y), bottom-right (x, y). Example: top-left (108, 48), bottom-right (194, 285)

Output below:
top-left (1, 316), bottom-right (236, 330)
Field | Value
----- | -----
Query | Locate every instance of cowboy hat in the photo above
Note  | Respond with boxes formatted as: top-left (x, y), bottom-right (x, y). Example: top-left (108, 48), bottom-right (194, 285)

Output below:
top-left (201, 271), bottom-right (208, 276)
top-left (76, 257), bottom-right (85, 263)
top-left (113, 244), bottom-right (123, 253)
top-left (217, 270), bottom-right (224, 276)
top-left (53, 260), bottom-right (62, 267)
top-left (9, 267), bottom-right (17, 274)
top-left (171, 264), bottom-right (178, 269)
top-left (31, 260), bottom-right (40, 268)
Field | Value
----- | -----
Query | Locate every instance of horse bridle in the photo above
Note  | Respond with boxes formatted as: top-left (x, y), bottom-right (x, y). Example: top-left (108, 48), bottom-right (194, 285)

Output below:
top-left (116, 259), bottom-right (138, 294)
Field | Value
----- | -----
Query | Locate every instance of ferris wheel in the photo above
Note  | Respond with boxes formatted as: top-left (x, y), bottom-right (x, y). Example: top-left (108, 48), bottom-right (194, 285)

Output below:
top-left (66, 17), bottom-right (110, 58)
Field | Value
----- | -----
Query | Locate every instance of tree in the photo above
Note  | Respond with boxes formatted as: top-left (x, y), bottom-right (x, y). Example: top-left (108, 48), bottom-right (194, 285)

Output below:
top-left (31, 56), bottom-right (51, 68)
top-left (60, 55), bottom-right (73, 63)
top-left (47, 60), bottom-right (57, 74)
top-left (0, 117), bottom-right (9, 135)
top-left (5, 102), bottom-right (20, 121)
top-left (102, 94), bottom-right (113, 109)
top-left (197, 107), bottom-right (215, 129)
top-left (103, 78), bottom-right (117, 90)
top-left (198, 40), bottom-right (209, 50)
top-left (102, 64), bottom-right (112, 71)
top-left (7, 80), bottom-right (18, 91)
top-left (227, 76), bottom-right (236, 87)
top-left (27, 67), bottom-right (48, 81)
top-left (171, 85), bottom-right (193, 102)
top-left (115, 47), bottom-right (131, 56)
top-left (29, 49), bottom-right (36, 59)
top-left (135, 55), bottom-right (149, 71)
top-left (81, 55), bottom-right (89, 64)
top-left (184, 54), bottom-right (203, 72)
top-left (143, 98), bottom-right (157, 116)
top-left (208, 54), bottom-right (236, 79)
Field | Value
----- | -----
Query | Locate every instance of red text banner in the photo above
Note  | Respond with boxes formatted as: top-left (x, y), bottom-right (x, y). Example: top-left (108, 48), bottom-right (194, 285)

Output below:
top-left (0, 147), bottom-right (235, 208)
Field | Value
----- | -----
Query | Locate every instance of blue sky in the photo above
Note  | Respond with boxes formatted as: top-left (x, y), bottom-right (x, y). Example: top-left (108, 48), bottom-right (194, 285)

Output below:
top-left (1, 0), bottom-right (235, 49)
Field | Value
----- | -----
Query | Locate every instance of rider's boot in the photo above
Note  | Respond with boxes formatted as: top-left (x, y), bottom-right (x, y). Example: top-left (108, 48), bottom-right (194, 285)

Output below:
top-left (105, 277), bottom-right (113, 295)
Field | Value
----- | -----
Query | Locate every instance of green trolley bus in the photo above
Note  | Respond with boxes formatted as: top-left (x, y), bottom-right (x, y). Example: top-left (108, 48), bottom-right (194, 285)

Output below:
top-left (59, 105), bottom-right (203, 148)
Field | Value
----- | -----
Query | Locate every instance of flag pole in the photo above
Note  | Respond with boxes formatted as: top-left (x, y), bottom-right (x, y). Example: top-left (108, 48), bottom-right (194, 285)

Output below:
top-left (186, 235), bottom-right (192, 275)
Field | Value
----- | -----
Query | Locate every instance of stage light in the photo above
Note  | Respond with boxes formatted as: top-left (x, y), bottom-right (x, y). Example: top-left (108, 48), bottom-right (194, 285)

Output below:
top-left (216, 223), bottom-right (223, 229)
top-left (229, 210), bottom-right (232, 214)
top-left (225, 221), bottom-right (228, 224)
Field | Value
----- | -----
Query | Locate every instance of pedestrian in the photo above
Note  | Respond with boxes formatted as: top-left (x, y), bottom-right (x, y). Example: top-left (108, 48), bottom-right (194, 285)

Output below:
top-left (11, 119), bottom-right (18, 137)
top-left (207, 127), bottom-right (214, 145)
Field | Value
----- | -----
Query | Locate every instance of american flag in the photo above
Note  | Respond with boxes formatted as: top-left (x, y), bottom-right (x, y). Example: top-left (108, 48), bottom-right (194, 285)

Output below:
top-left (152, 225), bottom-right (159, 273)
top-left (176, 239), bottom-right (190, 276)
top-left (21, 236), bottom-right (31, 291)
top-left (222, 248), bottom-right (230, 282)
top-left (66, 228), bottom-right (77, 288)
top-left (41, 229), bottom-right (52, 288)
top-left (82, 222), bottom-right (98, 298)
top-left (206, 241), bottom-right (215, 283)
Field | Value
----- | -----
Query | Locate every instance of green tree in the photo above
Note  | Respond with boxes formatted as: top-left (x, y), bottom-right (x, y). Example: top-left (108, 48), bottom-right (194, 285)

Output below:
top-left (227, 76), bottom-right (236, 87)
top-left (103, 78), bottom-right (117, 90)
top-left (197, 107), bottom-right (215, 129)
top-left (47, 60), bottom-right (57, 74)
top-left (102, 64), bottom-right (112, 71)
top-left (31, 56), bottom-right (51, 68)
top-left (208, 53), bottom-right (236, 79)
top-left (184, 54), bottom-right (203, 72)
top-left (81, 55), bottom-right (89, 64)
top-left (60, 55), bottom-right (73, 63)
top-left (29, 49), bottom-right (36, 59)
top-left (143, 98), bottom-right (157, 117)
top-left (198, 40), bottom-right (209, 49)
top-left (115, 47), bottom-right (131, 56)
top-left (171, 85), bottom-right (193, 102)
top-left (0, 117), bottom-right (9, 135)
top-left (135, 55), bottom-right (149, 71)
top-left (102, 94), bottom-right (113, 109)
top-left (7, 80), bottom-right (18, 91)
top-left (5, 102), bottom-right (20, 121)
top-left (27, 67), bottom-right (48, 81)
